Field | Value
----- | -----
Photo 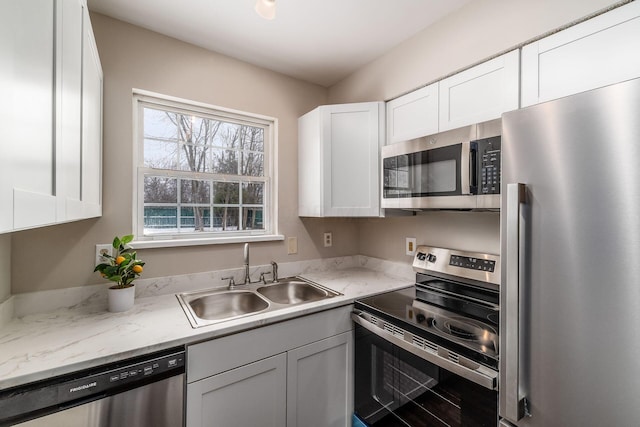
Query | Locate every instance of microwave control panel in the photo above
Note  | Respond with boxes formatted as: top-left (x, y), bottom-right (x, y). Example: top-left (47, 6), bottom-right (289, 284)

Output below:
top-left (475, 136), bottom-right (501, 195)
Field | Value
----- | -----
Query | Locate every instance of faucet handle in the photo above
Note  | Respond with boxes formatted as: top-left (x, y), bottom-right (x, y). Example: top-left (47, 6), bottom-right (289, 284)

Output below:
top-left (270, 261), bottom-right (279, 282)
top-left (221, 276), bottom-right (236, 289)
top-left (259, 272), bottom-right (272, 284)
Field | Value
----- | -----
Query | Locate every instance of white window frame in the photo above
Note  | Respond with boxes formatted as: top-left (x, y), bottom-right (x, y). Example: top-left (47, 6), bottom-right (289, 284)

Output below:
top-left (131, 90), bottom-right (282, 249)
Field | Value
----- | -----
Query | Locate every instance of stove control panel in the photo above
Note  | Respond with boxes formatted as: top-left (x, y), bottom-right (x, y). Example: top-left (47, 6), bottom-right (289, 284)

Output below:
top-left (449, 255), bottom-right (496, 272)
top-left (412, 245), bottom-right (500, 286)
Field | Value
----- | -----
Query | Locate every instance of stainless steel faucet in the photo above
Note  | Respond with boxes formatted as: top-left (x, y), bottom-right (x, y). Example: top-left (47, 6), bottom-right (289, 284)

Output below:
top-left (243, 243), bottom-right (251, 284)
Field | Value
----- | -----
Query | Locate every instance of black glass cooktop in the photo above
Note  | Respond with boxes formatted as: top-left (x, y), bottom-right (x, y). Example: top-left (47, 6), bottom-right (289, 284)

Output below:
top-left (355, 285), bottom-right (499, 369)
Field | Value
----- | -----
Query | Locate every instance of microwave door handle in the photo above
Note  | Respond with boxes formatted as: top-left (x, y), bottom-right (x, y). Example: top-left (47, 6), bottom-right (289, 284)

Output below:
top-left (460, 141), bottom-right (471, 194)
top-left (470, 143), bottom-right (478, 193)
top-left (502, 183), bottom-right (529, 422)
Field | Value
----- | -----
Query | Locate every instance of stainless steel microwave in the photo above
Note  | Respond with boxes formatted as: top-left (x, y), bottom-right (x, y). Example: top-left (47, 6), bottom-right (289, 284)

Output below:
top-left (381, 119), bottom-right (501, 210)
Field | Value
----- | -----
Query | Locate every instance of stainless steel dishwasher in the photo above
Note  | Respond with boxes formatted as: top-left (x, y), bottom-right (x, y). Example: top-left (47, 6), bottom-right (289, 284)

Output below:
top-left (0, 346), bottom-right (185, 426)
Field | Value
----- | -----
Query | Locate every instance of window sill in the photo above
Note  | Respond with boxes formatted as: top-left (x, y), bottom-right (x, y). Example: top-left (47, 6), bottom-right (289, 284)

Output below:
top-left (130, 234), bottom-right (285, 249)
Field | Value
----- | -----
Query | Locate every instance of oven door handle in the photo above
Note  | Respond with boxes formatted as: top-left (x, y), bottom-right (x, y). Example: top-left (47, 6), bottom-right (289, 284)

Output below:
top-left (351, 311), bottom-right (498, 390)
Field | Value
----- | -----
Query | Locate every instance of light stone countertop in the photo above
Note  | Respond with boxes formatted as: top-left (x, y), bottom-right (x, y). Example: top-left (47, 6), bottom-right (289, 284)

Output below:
top-left (0, 260), bottom-right (414, 390)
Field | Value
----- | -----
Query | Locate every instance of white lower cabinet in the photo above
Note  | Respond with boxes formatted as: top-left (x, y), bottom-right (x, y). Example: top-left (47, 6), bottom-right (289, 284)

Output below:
top-left (186, 306), bottom-right (354, 427)
top-left (521, 1), bottom-right (640, 107)
top-left (287, 332), bottom-right (353, 427)
top-left (187, 353), bottom-right (287, 427)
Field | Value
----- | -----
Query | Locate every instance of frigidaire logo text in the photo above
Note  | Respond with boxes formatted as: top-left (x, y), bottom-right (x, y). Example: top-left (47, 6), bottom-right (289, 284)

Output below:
top-left (70, 382), bottom-right (97, 393)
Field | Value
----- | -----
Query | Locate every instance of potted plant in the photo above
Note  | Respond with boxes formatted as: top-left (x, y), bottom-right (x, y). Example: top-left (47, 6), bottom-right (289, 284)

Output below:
top-left (94, 235), bottom-right (145, 312)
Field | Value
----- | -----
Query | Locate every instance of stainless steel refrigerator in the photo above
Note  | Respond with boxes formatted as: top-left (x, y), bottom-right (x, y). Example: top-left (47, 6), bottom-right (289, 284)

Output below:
top-left (499, 77), bottom-right (640, 427)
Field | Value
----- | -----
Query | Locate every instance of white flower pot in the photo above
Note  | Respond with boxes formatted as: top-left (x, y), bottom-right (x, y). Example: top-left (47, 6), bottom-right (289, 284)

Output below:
top-left (108, 285), bottom-right (135, 313)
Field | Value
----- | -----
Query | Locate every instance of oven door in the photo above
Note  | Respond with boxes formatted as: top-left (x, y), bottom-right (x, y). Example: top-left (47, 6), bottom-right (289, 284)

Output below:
top-left (381, 140), bottom-right (477, 210)
top-left (353, 321), bottom-right (497, 427)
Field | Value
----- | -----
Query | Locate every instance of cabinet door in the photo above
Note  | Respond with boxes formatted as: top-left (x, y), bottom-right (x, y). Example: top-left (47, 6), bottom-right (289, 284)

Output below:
top-left (439, 50), bottom-right (519, 131)
top-left (186, 353), bottom-right (287, 427)
top-left (298, 107), bottom-right (323, 217)
top-left (287, 332), bottom-right (354, 427)
top-left (0, 0), bottom-right (57, 232)
top-left (56, 0), bottom-right (84, 221)
top-left (521, 1), bottom-right (640, 107)
top-left (386, 83), bottom-right (438, 144)
top-left (81, 7), bottom-right (103, 218)
top-left (298, 102), bottom-right (382, 217)
top-left (321, 102), bottom-right (382, 217)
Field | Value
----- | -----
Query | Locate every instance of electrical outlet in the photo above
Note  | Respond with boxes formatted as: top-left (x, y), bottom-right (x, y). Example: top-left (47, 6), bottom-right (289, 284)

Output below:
top-left (324, 232), bottom-right (332, 247)
top-left (406, 237), bottom-right (417, 256)
top-left (95, 244), bottom-right (113, 266)
top-left (287, 236), bottom-right (298, 254)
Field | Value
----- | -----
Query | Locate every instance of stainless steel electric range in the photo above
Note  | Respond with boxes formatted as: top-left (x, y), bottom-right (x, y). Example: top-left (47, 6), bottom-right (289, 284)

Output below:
top-left (352, 245), bottom-right (500, 427)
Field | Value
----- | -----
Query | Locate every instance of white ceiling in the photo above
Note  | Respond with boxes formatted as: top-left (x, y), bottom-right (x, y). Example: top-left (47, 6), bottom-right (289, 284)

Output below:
top-left (87, 0), bottom-right (471, 87)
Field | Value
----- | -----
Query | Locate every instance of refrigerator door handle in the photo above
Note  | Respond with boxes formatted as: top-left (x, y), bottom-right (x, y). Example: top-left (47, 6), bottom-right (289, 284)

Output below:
top-left (503, 183), bottom-right (528, 422)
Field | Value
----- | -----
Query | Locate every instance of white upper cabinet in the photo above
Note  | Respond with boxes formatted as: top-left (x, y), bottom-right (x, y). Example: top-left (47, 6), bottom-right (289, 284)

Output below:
top-left (0, 0), bottom-right (57, 232)
top-left (0, 0), bottom-right (102, 234)
top-left (521, 1), bottom-right (640, 107)
top-left (439, 49), bottom-right (520, 131)
top-left (56, 0), bottom-right (84, 221)
top-left (386, 83), bottom-right (438, 144)
top-left (298, 102), bottom-right (384, 217)
top-left (81, 6), bottom-right (103, 219)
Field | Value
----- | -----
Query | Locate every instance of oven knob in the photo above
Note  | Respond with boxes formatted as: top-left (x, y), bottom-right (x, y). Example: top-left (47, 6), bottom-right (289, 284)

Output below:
top-left (427, 253), bottom-right (437, 263)
top-left (416, 314), bottom-right (426, 323)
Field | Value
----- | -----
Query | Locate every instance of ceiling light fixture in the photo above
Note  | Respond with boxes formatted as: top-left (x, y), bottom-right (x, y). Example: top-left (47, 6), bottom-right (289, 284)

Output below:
top-left (255, 0), bottom-right (276, 20)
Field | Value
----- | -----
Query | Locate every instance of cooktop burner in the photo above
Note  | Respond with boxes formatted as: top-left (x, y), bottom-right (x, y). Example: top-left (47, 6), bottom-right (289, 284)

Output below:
top-left (413, 301), bottom-right (498, 355)
top-left (362, 291), bottom-right (410, 317)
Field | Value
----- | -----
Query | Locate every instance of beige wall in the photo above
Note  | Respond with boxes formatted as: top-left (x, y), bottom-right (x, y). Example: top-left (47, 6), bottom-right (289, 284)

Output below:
top-left (0, 235), bottom-right (9, 301)
top-left (329, 0), bottom-right (622, 263)
top-left (9, 14), bottom-right (361, 294)
top-left (359, 212), bottom-right (501, 259)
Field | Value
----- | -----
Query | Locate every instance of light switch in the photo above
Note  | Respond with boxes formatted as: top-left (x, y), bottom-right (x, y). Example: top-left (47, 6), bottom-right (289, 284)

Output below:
top-left (288, 237), bottom-right (298, 254)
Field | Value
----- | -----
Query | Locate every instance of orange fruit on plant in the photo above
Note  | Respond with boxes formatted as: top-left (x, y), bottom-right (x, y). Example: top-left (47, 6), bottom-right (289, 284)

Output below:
top-left (115, 256), bottom-right (125, 265)
top-left (132, 265), bottom-right (143, 274)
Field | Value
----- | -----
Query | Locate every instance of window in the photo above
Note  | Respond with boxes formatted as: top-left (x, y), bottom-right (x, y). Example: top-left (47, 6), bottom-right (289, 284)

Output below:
top-left (133, 92), bottom-right (278, 246)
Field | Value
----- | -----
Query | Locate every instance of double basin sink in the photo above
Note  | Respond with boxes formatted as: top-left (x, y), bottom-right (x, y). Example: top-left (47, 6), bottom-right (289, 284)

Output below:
top-left (177, 277), bottom-right (341, 328)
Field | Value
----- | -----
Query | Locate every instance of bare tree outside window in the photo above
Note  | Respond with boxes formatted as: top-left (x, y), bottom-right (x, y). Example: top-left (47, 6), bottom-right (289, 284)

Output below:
top-left (139, 100), bottom-right (269, 238)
